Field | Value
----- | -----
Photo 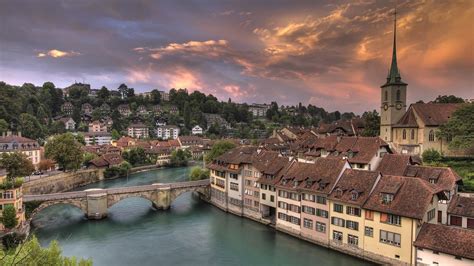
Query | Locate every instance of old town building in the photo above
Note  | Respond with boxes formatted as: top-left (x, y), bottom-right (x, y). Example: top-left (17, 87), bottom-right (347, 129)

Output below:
top-left (0, 132), bottom-right (41, 166)
top-left (447, 195), bottom-right (474, 229)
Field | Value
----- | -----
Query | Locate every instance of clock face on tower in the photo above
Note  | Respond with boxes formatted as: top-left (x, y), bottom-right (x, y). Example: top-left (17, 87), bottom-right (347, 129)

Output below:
top-left (383, 104), bottom-right (389, 111)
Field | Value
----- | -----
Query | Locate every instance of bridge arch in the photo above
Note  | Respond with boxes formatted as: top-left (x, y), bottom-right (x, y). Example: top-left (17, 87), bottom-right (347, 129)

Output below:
top-left (106, 193), bottom-right (157, 209)
top-left (169, 186), bottom-right (209, 205)
top-left (30, 199), bottom-right (88, 220)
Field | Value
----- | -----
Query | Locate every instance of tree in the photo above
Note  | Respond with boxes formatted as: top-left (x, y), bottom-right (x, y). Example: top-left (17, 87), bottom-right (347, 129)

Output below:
top-left (190, 166), bottom-right (210, 181)
top-left (150, 89), bottom-right (161, 104)
top-left (205, 140), bottom-right (236, 163)
top-left (2, 205), bottom-right (18, 229)
top-left (0, 236), bottom-right (92, 265)
top-left (97, 86), bottom-right (110, 100)
top-left (0, 118), bottom-right (8, 134)
top-left (122, 147), bottom-right (149, 166)
top-left (438, 103), bottom-right (474, 153)
top-left (0, 152), bottom-right (34, 180)
top-left (48, 120), bottom-right (66, 135)
top-left (422, 148), bottom-right (442, 164)
top-left (118, 83), bottom-right (129, 99)
top-left (361, 110), bottom-right (380, 137)
top-left (169, 149), bottom-right (191, 167)
top-left (38, 159), bottom-right (55, 172)
top-left (18, 113), bottom-right (44, 140)
top-left (183, 101), bottom-right (191, 129)
top-left (83, 152), bottom-right (97, 165)
top-left (45, 133), bottom-right (83, 171)
top-left (111, 129), bottom-right (121, 140)
top-left (434, 95), bottom-right (465, 104)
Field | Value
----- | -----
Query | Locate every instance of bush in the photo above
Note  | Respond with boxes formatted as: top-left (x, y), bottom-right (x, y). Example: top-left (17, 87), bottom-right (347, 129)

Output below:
top-left (422, 149), bottom-right (442, 164)
top-left (2, 205), bottom-right (18, 229)
top-left (190, 167), bottom-right (210, 181)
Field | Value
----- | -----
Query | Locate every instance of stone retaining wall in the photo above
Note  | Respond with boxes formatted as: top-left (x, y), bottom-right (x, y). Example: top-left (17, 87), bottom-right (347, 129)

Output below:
top-left (23, 169), bottom-right (105, 194)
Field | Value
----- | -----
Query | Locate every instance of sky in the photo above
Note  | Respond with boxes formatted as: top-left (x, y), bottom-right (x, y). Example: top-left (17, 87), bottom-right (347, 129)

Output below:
top-left (0, 0), bottom-right (473, 114)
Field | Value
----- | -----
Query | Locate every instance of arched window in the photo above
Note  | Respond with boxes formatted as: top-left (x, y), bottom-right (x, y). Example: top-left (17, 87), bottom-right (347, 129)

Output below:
top-left (402, 129), bottom-right (406, 140)
top-left (396, 90), bottom-right (401, 101)
top-left (429, 130), bottom-right (435, 142)
top-left (384, 90), bottom-right (388, 101)
top-left (411, 129), bottom-right (415, 140)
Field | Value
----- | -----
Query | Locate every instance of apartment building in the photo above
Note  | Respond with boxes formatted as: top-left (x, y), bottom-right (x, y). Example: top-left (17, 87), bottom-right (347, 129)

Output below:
top-left (127, 123), bottom-right (149, 139)
top-left (0, 132), bottom-right (41, 166)
top-left (156, 125), bottom-right (179, 140)
top-left (0, 183), bottom-right (25, 231)
top-left (328, 169), bottom-right (380, 255)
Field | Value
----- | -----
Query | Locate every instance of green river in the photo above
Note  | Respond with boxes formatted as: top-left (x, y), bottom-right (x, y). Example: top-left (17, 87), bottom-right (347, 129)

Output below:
top-left (33, 166), bottom-right (372, 266)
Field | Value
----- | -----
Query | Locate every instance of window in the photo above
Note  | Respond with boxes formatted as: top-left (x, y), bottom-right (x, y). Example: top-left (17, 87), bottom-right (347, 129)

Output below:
top-left (245, 180), bottom-right (251, 186)
top-left (2, 191), bottom-right (13, 199)
top-left (467, 218), bottom-right (474, 229)
top-left (244, 198), bottom-right (252, 206)
top-left (316, 222), bottom-right (326, 233)
top-left (346, 206), bottom-right (361, 217)
top-left (396, 90), bottom-right (401, 101)
top-left (348, 235), bottom-right (359, 246)
top-left (278, 201), bottom-right (288, 210)
top-left (384, 90), bottom-right (388, 101)
top-left (365, 226), bottom-right (373, 237)
top-left (402, 129), bottom-right (407, 140)
top-left (302, 206), bottom-right (315, 215)
top-left (316, 195), bottom-right (326, 205)
top-left (333, 204), bottom-right (343, 213)
top-left (427, 209), bottom-right (435, 221)
top-left (230, 182), bottom-right (239, 191)
top-left (381, 193), bottom-right (394, 204)
top-left (303, 193), bottom-right (315, 202)
top-left (380, 230), bottom-right (401, 247)
top-left (270, 195), bottom-right (275, 202)
top-left (381, 214), bottom-right (401, 226)
top-left (333, 231), bottom-right (343, 243)
top-left (346, 220), bottom-right (359, 231)
top-left (303, 218), bottom-right (313, 229)
top-left (411, 129), bottom-right (415, 140)
top-left (262, 193), bottom-right (266, 200)
top-left (429, 130), bottom-right (435, 142)
top-left (331, 217), bottom-right (345, 227)
top-left (316, 209), bottom-right (328, 218)
top-left (365, 210), bottom-right (374, 220)
top-left (229, 173), bottom-right (238, 179)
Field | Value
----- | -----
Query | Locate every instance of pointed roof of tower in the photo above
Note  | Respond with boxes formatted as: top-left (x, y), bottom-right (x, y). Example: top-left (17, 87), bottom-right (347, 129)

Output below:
top-left (382, 7), bottom-right (407, 88)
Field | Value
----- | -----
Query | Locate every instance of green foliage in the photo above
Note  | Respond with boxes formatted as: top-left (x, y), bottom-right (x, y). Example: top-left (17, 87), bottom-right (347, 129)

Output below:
top-left (438, 103), bottom-right (474, 153)
top-left (103, 161), bottom-right (132, 179)
top-left (24, 201), bottom-right (43, 219)
top-left (434, 95), bottom-right (465, 104)
top-left (0, 152), bottom-right (34, 180)
top-left (45, 133), bottom-right (83, 171)
top-left (122, 147), bottom-right (150, 166)
top-left (422, 148), bottom-right (442, 163)
top-left (0, 178), bottom-right (24, 190)
top-left (2, 205), bottom-right (18, 229)
top-left (361, 110), bottom-right (380, 137)
top-left (19, 113), bottom-right (44, 140)
top-left (83, 152), bottom-right (97, 165)
top-left (111, 129), bottom-right (121, 140)
top-left (190, 166), bottom-right (210, 181)
top-left (205, 140), bottom-right (236, 163)
top-left (0, 236), bottom-right (92, 265)
top-left (0, 118), bottom-right (8, 133)
top-left (75, 133), bottom-right (86, 145)
top-left (169, 149), bottom-right (191, 167)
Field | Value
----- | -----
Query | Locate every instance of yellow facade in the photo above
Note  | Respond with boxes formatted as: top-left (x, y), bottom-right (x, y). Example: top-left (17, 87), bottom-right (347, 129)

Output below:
top-left (0, 186), bottom-right (26, 231)
top-left (210, 169), bottom-right (226, 192)
top-left (328, 201), bottom-right (366, 249)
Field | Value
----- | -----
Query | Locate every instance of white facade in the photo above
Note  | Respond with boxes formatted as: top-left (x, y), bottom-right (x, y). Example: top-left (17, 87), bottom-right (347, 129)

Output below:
top-left (192, 125), bottom-right (203, 135)
top-left (416, 248), bottom-right (474, 266)
top-left (84, 133), bottom-right (112, 146)
top-left (128, 125), bottom-right (149, 139)
top-left (156, 126), bottom-right (180, 140)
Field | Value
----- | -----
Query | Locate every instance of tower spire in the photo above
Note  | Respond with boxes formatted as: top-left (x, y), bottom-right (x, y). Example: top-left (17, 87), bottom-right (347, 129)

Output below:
top-left (387, 5), bottom-right (402, 84)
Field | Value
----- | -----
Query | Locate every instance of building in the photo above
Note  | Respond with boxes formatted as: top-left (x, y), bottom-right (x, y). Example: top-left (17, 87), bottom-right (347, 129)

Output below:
top-left (316, 118), bottom-right (366, 137)
top-left (0, 181), bottom-right (26, 232)
top-left (159, 90), bottom-right (169, 101)
top-left (378, 10), bottom-right (464, 156)
top-left (128, 123), bottom-right (149, 139)
top-left (81, 103), bottom-right (93, 115)
top-left (61, 102), bottom-right (74, 115)
top-left (362, 175), bottom-right (445, 265)
top-left (88, 153), bottom-right (123, 168)
top-left (156, 125), bottom-right (179, 140)
top-left (169, 105), bottom-right (179, 115)
top-left (84, 132), bottom-right (112, 146)
top-left (249, 104), bottom-right (270, 117)
top-left (414, 223), bottom-right (474, 266)
top-left (56, 117), bottom-right (76, 131)
top-left (88, 120), bottom-right (108, 133)
top-left (177, 135), bottom-right (203, 148)
top-left (136, 105), bottom-right (148, 115)
top-left (0, 132), bottom-right (41, 166)
top-left (447, 195), bottom-right (474, 229)
top-left (152, 105), bottom-right (163, 115)
top-left (118, 104), bottom-right (131, 116)
top-left (192, 125), bottom-right (203, 135)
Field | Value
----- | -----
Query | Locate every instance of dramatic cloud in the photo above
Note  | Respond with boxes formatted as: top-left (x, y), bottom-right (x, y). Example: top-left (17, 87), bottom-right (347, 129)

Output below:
top-left (0, 0), bottom-right (472, 113)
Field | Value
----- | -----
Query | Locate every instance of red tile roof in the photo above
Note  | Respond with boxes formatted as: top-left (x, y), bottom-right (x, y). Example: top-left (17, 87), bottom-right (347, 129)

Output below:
top-left (376, 154), bottom-right (415, 176)
top-left (396, 103), bottom-right (462, 127)
top-left (328, 169), bottom-right (380, 206)
top-left (414, 223), bottom-right (474, 260)
top-left (448, 194), bottom-right (474, 218)
top-left (403, 165), bottom-right (461, 192)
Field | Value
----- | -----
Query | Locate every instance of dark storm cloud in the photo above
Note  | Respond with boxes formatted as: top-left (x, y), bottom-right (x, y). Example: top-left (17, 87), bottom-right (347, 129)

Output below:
top-left (0, 0), bottom-right (472, 113)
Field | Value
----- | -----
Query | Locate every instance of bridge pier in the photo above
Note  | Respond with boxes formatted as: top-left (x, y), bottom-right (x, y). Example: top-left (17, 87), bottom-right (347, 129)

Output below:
top-left (86, 193), bottom-right (108, 219)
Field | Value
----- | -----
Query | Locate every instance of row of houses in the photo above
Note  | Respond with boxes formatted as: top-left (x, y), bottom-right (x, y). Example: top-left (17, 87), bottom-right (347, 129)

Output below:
top-left (207, 146), bottom-right (473, 265)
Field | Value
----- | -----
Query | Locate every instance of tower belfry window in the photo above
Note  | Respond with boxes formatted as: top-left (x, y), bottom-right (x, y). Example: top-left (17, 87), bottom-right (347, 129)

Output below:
top-left (402, 129), bottom-right (406, 140)
top-left (396, 90), bottom-right (400, 101)
top-left (385, 91), bottom-right (388, 101)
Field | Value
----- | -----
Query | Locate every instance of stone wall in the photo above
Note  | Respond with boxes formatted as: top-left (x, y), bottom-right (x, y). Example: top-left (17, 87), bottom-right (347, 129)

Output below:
top-left (23, 169), bottom-right (105, 194)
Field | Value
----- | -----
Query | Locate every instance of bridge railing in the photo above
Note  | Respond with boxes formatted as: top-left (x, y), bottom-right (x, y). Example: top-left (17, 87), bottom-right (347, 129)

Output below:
top-left (24, 191), bottom-right (87, 202)
top-left (169, 179), bottom-right (209, 188)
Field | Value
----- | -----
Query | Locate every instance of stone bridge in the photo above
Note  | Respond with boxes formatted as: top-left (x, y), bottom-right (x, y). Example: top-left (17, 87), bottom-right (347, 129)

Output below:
top-left (24, 179), bottom-right (210, 220)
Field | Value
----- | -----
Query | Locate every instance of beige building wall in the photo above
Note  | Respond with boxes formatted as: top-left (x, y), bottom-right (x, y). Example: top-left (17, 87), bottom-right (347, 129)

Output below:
top-left (328, 201), bottom-right (366, 249)
top-left (416, 248), bottom-right (474, 266)
top-left (300, 193), bottom-right (330, 244)
top-left (276, 189), bottom-right (301, 234)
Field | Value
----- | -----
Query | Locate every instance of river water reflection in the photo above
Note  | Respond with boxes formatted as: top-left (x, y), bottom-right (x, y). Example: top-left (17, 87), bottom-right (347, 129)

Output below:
top-left (34, 166), bottom-right (372, 266)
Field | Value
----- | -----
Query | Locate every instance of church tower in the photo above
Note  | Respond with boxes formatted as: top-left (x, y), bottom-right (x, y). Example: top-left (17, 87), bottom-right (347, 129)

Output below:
top-left (380, 8), bottom-right (407, 142)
